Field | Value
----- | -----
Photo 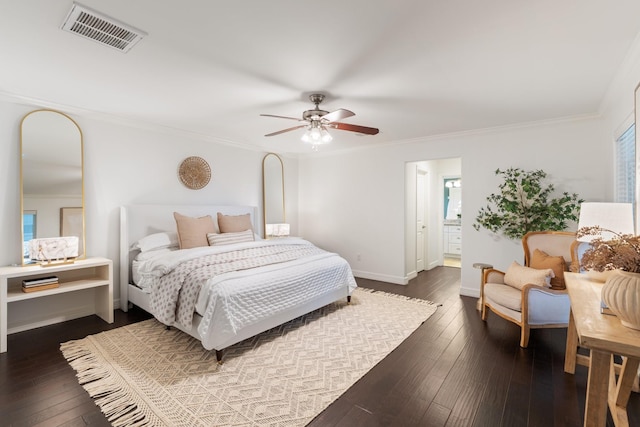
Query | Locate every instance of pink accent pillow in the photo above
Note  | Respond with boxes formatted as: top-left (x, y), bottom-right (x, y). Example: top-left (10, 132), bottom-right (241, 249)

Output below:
top-left (173, 212), bottom-right (215, 249)
top-left (217, 212), bottom-right (252, 233)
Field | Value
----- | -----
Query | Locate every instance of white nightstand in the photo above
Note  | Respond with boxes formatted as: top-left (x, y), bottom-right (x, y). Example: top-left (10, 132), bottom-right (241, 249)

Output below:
top-left (0, 257), bottom-right (113, 352)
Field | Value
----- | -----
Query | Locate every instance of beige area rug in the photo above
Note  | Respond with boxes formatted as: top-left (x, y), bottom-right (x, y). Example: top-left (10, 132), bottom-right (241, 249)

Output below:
top-left (61, 288), bottom-right (438, 427)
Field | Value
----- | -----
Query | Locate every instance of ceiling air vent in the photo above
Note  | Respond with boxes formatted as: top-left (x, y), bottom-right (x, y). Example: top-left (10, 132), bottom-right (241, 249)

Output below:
top-left (61, 3), bottom-right (146, 53)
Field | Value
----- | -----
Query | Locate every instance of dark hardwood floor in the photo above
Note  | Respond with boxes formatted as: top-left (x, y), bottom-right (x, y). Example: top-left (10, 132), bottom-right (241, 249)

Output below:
top-left (1, 267), bottom-right (638, 426)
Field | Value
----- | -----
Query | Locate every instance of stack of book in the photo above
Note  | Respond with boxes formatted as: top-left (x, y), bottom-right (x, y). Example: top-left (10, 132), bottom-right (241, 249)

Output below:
top-left (601, 299), bottom-right (615, 316)
top-left (22, 276), bottom-right (59, 293)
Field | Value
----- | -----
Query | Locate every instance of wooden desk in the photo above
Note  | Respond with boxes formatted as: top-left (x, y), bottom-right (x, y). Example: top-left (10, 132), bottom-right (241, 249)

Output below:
top-left (564, 272), bottom-right (640, 427)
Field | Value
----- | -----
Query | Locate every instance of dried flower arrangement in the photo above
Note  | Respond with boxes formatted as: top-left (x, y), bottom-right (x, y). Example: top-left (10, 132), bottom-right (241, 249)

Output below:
top-left (577, 226), bottom-right (640, 273)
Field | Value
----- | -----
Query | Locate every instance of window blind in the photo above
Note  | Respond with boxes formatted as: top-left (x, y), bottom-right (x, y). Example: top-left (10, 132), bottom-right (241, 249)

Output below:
top-left (615, 123), bottom-right (635, 204)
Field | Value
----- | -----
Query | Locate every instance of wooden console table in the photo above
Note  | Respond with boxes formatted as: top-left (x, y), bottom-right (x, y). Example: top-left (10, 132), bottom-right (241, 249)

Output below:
top-left (564, 272), bottom-right (640, 427)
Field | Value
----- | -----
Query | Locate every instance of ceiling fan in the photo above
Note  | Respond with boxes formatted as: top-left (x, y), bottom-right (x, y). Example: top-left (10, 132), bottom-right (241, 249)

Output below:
top-left (260, 94), bottom-right (379, 145)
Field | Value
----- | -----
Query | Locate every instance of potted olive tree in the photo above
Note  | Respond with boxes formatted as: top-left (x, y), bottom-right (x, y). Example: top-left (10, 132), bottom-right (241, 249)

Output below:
top-left (473, 168), bottom-right (583, 240)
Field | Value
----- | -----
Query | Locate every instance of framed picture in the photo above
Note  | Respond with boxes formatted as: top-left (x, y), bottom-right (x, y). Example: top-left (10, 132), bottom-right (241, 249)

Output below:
top-left (60, 207), bottom-right (83, 255)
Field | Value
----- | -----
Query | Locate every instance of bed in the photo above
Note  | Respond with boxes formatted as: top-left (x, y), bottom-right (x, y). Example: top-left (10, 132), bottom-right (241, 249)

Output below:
top-left (119, 204), bottom-right (357, 361)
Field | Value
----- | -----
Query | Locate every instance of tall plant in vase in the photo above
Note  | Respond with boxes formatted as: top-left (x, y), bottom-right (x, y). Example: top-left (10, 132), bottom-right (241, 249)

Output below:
top-left (473, 168), bottom-right (583, 240)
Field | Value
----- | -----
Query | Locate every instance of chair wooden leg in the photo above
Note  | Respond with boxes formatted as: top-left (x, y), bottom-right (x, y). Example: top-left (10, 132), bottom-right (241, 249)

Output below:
top-left (481, 304), bottom-right (487, 321)
top-left (520, 326), bottom-right (530, 348)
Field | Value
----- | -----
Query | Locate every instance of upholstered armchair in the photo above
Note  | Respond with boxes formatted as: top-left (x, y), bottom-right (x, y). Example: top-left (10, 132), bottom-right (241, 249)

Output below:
top-left (480, 231), bottom-right (577, 347)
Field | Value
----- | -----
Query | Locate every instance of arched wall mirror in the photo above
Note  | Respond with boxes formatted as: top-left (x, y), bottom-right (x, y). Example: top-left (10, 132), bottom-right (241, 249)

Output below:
top-left (20, 109), bottom-right (85, 265)
top-left (262, 153), bottom-right (286, 238)
top-left (635, 82), bottom-right (640, 232)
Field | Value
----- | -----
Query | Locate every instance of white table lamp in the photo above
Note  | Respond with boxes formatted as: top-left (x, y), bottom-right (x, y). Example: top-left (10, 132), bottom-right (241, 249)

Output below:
top-left (577, 202), bottom-right (635, 242)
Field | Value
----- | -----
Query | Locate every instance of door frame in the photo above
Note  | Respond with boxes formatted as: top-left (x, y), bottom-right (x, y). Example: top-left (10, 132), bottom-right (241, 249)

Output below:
top-left (416, 167), bottom-right (428, 273)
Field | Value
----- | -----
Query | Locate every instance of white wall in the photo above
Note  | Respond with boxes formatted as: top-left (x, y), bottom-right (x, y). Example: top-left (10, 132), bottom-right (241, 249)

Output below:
top-left (600, 34), bottom-right (640, 227)
top-left (298, 117), bottom-right (609, 296)
top-left (0, 101), bottom-right (24, 267)
top-left (601, 35), bottom-right (640, 140)
top-left (0, 98), bottom-right (300, 309)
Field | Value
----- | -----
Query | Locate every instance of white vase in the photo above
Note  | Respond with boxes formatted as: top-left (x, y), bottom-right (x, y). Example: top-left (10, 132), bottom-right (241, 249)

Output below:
top-left (586, 269), bottom-right (616, 283)
top-left (602, 270), bottom-right (640, 330)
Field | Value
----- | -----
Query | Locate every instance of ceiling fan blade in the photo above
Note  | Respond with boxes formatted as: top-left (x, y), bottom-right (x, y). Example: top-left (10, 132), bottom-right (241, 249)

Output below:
top-left (265, 124), bottom-right (307, 137)
top-left (260, 114), bottom-right (302, 122)
top-left (321, 108), bottom-right (355, 123)
top-left (331, 122), bottom-right (379, 135)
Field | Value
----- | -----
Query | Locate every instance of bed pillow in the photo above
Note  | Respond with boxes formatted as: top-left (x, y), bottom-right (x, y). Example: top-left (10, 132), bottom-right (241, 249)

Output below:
top-left (207, 229), bottom-right (255, 246)
top-left (130, 231), bottom-right (179, 252)
top-left (132, 248), bottom-right (176, 285)
top-left (530, 249), bottom-right (567, 290)
top-left (217, 212), bottom-right (253, 233)
top-left (503, 261), bottom-right (554, 290)
top-left (174, 212), bottom-right (216, 249)
top-left (134, 247), bottom-right (175, 262)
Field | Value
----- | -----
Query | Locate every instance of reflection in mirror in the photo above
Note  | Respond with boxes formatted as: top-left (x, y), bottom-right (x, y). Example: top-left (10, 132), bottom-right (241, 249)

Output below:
top-left (262, 153), bottom-right (286, 238)
top-left (21, 110), bottom-right (84, 265)
top-left (444, 177), bottom-right (461, 222)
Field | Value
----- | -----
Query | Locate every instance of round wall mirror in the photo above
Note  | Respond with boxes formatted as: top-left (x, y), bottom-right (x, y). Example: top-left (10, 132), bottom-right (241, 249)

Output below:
top-left (20, 110), bottom-right (85, 265)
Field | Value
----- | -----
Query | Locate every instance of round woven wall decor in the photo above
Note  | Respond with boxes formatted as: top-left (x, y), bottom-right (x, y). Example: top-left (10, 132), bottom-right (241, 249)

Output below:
top-left (178, 156), bottom-right (211, 190)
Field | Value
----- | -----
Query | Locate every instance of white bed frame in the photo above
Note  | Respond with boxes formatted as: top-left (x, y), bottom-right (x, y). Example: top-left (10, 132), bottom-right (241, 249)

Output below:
top-left (119, 204), bottom-right (350, 359)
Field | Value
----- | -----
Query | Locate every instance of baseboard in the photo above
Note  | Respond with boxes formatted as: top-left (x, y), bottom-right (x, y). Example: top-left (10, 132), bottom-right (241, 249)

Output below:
top-left (459, 285), bottom-right (480, 298)
top-left (351, 270), bottom-right (407, 285)
top-left (427, 260), bottom-right (440, 270)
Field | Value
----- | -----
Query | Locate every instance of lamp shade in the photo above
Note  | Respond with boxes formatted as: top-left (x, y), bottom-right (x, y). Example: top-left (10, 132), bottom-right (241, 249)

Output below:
top-left (577, 202), bottom-right (635, 241)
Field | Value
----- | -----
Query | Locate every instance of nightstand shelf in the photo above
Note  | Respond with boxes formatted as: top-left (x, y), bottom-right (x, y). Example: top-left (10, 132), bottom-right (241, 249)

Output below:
top-left (0, 257), bottom-right (113, 352)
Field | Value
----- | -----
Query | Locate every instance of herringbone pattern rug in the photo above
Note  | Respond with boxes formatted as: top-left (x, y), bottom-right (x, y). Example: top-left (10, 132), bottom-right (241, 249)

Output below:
top-left (61, 288), bottom-right (438, 426)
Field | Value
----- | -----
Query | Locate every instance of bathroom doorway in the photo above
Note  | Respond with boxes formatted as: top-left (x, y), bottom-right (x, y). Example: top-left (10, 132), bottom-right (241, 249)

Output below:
top-left (405, 157), bottom-right (461, 280)
top-left (443, 176), bottom-right (461, 268)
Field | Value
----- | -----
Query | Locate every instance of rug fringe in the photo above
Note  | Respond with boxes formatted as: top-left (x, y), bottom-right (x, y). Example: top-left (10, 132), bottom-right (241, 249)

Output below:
top-left (355, 287), bottom-right (441, 307)
top-left (60, 340), bottom-right (151, 427)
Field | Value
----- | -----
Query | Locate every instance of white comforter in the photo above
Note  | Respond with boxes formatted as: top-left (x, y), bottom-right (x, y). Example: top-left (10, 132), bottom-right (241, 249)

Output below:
top-left (135, 238), bottom-right (357, 349)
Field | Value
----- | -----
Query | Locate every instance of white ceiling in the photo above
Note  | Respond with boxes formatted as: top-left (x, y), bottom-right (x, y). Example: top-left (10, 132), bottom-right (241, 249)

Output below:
top-left (2, 0), bottom-right (640, 154)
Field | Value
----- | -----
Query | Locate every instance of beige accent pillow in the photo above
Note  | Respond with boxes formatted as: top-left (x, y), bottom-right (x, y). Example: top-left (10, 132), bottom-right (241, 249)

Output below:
top-left (217, 212), bottom-right (252, 233)
top-left (503, 261), bottom-right (554, 290)
top-left (530, 249), bottom-right (567, 290)
top-left (173, 212), bottom-right (215, 249)
top-left (207, 229), bottom-right (255, 246)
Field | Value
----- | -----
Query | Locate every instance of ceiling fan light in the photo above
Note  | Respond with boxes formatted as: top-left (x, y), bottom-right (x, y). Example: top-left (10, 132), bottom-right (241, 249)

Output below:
top-left (321, 128), bottom-right (333, 143)
top-left (310, 127), bottom-right (322, 141)
top-left (301, 131), bottom-right (311, 143)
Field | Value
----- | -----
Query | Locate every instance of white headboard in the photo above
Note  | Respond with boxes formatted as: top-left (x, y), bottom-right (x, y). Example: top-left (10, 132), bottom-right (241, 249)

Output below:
top-left (119, 204), bottom-right (257, 310)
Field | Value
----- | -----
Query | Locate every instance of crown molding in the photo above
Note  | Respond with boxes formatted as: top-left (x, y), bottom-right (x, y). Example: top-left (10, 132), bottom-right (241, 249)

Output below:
top-left (0, 91), bottom-right (263, 154)
top-left (298, 112), bottom-right (602, 159)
